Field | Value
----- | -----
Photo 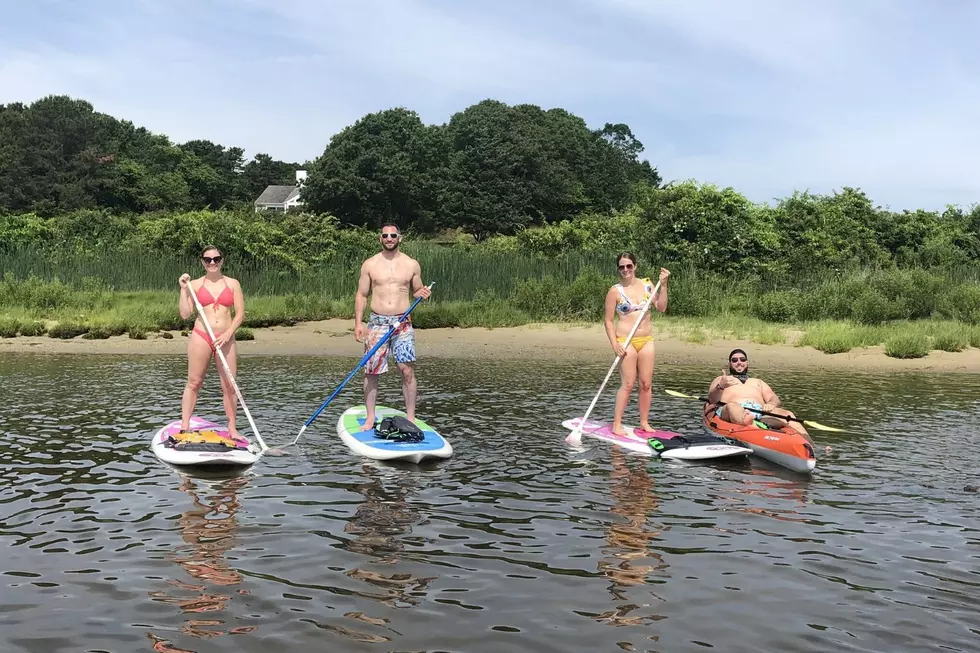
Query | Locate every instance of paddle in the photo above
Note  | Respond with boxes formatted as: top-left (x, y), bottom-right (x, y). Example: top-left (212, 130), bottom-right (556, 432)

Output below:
top-left (186, 276), bottom-right (268, 453)
top-left (566, 277), bottom-right (664, 446)
top-left (282, 282), bottom-right (435, 448)
top-left (663, 389), bottom-right (846, 433)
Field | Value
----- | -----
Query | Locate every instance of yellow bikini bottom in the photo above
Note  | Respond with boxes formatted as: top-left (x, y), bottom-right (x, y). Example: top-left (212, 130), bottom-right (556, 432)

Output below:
top-left (617, 335), bottom-right (653, 351)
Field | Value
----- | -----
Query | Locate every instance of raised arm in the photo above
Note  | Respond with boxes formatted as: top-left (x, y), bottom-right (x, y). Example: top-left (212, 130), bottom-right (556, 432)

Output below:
top-left (178, 274), bottom-right (195, 320)
top-left (706, 375), bottom-right (725, 405)
top-left (653, 267), bottom-right (669, 313)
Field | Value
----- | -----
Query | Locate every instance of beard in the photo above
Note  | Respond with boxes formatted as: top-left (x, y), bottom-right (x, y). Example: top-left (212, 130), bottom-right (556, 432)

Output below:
top-left (728, 365), bottom-right (749, 382)
top-left (382, 240), bottom-right (399, 251)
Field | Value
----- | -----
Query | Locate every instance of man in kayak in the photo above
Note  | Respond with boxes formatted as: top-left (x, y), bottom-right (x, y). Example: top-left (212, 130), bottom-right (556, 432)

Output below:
top-left (354, 224), bottom-right (432, 430)
top-left (705, 348), bottom-right (819, 446)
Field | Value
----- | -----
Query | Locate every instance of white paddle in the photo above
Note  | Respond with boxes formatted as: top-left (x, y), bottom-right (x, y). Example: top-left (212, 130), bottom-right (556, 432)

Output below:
top-left (566, 277), bottom-right (663, 446)
top-left (186, 276), bottom-right (268, 453)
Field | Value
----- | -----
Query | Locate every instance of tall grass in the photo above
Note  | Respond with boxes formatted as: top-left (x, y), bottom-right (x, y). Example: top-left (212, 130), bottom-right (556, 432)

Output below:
top-left (0, 243), bottom-right (610, 301)
top-left (3, 247), bottom-right (980, 362)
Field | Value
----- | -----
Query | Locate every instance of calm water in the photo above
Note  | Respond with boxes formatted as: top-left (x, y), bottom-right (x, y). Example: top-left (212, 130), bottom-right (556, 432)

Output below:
top-left (1, 352), bottom-right (978, 653)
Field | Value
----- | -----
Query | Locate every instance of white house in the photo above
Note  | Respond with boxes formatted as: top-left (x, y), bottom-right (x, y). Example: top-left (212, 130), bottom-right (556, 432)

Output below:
top-left (254, 170), bottom-right (307, 212)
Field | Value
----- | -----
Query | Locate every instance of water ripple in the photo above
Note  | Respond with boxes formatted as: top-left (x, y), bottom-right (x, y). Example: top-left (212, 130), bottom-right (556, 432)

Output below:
top-left (1, 353), bottom-right (979, 652)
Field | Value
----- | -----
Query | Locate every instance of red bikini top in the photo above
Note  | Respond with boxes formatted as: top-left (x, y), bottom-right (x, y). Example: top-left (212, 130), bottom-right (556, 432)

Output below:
top-left (196, 279), bottom-right (234, 307)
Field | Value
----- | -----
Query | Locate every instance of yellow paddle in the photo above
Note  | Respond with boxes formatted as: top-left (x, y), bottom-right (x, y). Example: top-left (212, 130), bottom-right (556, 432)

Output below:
top-left (664, 389), bottom-right (846, 433)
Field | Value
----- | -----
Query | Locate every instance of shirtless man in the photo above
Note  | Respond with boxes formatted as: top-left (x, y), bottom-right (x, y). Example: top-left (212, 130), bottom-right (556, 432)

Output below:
top-left (354, 224), bottom-right (431, 430)
top-left (705, 348), bottom-right (815, 445)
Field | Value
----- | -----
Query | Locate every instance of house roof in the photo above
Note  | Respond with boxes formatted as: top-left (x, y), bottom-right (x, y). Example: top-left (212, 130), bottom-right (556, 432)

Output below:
top-left (254, 185), bottom-right (299, 205)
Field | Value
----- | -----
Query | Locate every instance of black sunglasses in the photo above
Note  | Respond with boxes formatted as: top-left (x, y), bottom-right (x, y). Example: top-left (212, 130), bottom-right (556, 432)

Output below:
top-left (202, 256), bottom-right (223, 264)
top-left (730, 356), bottom-right (747, 362)
top-left (618, 263), bottom-right (634, 270)
top-left (381, 233), bottom-right (399, 239)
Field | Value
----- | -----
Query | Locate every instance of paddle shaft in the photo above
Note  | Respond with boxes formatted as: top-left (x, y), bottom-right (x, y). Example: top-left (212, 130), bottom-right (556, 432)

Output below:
top-left (186, 276), bottom-right (268, 452)
top-left (674, 392), bottom-right (818, 429)
top-left (567, 277), bottom-right (663, 443)
top-left (289, 282), bottom-right (434, 445)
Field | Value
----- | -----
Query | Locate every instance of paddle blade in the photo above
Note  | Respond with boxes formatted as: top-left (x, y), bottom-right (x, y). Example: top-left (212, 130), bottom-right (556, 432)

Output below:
top-left (803, 420), bottom-right (845, 433)
top-left (565, 428), bottom-right (583, 445)
top-left (665, 389), bottom-right (699, 400)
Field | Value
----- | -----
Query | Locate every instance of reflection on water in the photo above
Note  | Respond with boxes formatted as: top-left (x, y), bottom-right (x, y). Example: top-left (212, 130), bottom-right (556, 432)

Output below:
top-left (1, 353), bottom-right (980, 652)
top-left (596, 449), bottom-right (668, 628)
top-left (146, 474), bottom-right (254, 651)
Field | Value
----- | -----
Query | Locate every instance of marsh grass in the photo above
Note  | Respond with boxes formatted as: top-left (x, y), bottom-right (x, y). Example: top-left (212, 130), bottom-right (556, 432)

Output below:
top-left (0, 317), bottom-right (19, 337)
top-left (884, 333), bottom-right (930, 358)
top-left (0, 266), bottom-right (979, 360)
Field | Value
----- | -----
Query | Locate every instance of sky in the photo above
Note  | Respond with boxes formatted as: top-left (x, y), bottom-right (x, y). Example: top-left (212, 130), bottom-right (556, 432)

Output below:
top-left (2, 0), bottom-right (979, 211)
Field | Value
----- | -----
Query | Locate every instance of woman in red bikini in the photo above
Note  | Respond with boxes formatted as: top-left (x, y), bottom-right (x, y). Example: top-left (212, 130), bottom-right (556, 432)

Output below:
top-left (177, 246), bottom-right (246, 439)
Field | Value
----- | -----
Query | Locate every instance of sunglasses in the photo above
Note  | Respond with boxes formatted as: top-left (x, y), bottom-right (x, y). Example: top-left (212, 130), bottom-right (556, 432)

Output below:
top-left (730, 356), bottom-right (747, 363)
top-left (381, 233), bottom-right (399, 240)
top-left (618, 263), bottom-right (634, 270)
top-left (202, 256), bottom-right (222, 264)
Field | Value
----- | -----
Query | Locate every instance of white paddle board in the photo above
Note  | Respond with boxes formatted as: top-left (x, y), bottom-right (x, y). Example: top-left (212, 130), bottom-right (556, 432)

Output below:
top-left (337, 405), bottom-right (453, 463)
top-left (151, 416), bottom-right (260, 468)
top-left (562, 417), bottom-right (752, 460)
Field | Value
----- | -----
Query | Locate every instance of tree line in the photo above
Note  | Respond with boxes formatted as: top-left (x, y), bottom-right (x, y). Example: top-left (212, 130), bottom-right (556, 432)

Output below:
top-left (1, 94), bottom-right (977, 278)
top-left (0, 95), bottom-right (659, 236)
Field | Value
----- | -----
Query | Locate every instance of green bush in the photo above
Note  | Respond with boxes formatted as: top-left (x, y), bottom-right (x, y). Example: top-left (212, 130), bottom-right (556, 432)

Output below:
top-left (234, 327), bottom-right (255, 341)
top-left (936, 284), bottom-right (980, 325)
top-left (884, 333), bottom-right (929, 358)
top-left (852, 290), bottom-right (891, 326)
top-left (48, 322), bottom-right (88, 339)
top-left (0, 317), bottom-right (19, 337)
top-left (753, 291), bottom-right (798, 323)
top-left (82, 326), bottom-right (112, 339)
top-left (19, 321), bottom-right (46, 336)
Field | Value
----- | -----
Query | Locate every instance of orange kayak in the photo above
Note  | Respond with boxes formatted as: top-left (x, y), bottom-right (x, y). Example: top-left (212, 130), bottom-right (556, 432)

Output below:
top-left (702, 410), bottom-right (816, 474)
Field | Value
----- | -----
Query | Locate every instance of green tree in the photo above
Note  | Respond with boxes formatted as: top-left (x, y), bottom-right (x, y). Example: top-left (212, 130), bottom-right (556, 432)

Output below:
top-left (302, 108), bottom-right (446, 230)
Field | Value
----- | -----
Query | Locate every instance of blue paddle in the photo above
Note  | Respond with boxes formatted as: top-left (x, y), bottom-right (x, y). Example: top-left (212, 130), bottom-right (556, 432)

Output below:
top-left (282, 282), bottom-right (434, 448)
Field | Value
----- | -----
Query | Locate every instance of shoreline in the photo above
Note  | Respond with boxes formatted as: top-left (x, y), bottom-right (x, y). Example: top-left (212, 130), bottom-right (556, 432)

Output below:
top-left (2, 319), bottom-right (980, 373)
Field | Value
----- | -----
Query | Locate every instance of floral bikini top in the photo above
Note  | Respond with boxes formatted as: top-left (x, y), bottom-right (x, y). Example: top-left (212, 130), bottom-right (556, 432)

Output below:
top-left (614, 278), bottom-right (654, 316)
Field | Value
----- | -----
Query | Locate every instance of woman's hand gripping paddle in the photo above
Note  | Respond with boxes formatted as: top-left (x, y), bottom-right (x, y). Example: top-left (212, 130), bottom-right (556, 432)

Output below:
top-left (278, 282), bottom-right (435, 451)
top-left (566, 278), bottom-right (663, 446)
top-left (186, 276), bottom-right (269, 455)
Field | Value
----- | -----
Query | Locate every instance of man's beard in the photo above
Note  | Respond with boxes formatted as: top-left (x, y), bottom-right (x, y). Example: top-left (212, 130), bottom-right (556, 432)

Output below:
top-left (728, 366), bottom-right (749, 382)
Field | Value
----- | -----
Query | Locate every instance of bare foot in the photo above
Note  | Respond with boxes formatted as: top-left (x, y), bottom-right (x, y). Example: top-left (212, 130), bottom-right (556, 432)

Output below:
top-left (611, 425), bottom-right (627, 436)
top-left (228, 426), bottom-right (242, 440)
top-left (638, 423), bottom-right (654, 433)
top-left (361, 416), bottom-right (375, 431)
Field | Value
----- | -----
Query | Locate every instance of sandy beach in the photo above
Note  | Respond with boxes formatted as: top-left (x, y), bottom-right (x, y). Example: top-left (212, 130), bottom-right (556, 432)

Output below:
top-left (2, 319), bottom-right (979, 373)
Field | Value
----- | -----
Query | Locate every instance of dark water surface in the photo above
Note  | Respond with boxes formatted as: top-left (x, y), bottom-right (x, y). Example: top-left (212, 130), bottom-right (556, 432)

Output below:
top-left (1, 352), bottom-right (978, 653)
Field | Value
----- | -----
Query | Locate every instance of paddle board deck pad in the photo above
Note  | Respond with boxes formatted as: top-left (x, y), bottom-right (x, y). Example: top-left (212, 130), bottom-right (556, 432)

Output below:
top-left (337, 405), bottom-right (453, 463)
top-left (151, 416), bottom-right (260, 468)
top-left (703, 412), bottom-right (816, 474)
top-left (563, 417), bottom-right (752, 460)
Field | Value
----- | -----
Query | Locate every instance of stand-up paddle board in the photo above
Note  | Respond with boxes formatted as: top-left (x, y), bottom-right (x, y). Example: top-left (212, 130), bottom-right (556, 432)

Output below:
top-left (337, 405), bottom-right (453, 463)
top-left (151, 416), bottom-right (260, 468)
top-left (562, 417), bottom-right (752, 460)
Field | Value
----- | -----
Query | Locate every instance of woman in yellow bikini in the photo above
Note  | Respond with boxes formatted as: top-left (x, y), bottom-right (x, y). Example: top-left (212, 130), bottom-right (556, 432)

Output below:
top-left (177, 245), bottom-right (246, 439)
top-left (603, 252), bottom-right (670, 435)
